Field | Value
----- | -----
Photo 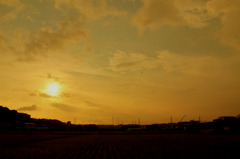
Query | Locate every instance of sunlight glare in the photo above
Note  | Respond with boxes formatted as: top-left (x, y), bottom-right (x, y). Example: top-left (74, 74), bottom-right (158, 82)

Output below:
top-left (46, 83), bottom-right (60, 96)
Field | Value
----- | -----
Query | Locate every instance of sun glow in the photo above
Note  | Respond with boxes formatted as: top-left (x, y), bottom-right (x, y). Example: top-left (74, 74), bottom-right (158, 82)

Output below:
top-left (46, 83), bottom-right (60, 96)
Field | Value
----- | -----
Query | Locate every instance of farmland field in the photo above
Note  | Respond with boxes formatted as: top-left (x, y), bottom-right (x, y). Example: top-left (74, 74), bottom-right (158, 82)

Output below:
top-left (0, 132), bottom-right (239, 159)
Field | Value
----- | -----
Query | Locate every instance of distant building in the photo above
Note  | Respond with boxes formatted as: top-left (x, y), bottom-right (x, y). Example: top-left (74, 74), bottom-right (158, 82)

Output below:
top-left (213, 116), bottom-right (237, 133)
top-left (178, 120), bottom-right (201, 133)
top-left (236, 114), bottom-right (240, 119)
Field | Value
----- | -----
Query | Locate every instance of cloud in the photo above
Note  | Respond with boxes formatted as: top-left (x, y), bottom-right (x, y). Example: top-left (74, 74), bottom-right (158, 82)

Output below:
top-left (175, 0), bottom-right (213, 28)
top-left (132, 0), bottom-right (216, 32)
top-left (0, 0), bottom-right (21, 7)
top-left (109, 50), bottom-right (199, 72)
top-left (132, 0), bottom-right (181, 33)
top-left (109, 50), bottom-right (160, 71)
top-left (51, 103), bottom-right (78, 112)
top-left (109, 50), bottom-right (193, 72)
top-left (156, 50), bottom-right (231, 78)
top-left (18, 105), bottom-right (37, 111)
top-left (1, 0), bottom-right (126, 61)
top-left (109, 49), bottom-right (223, 76)
top-left (157, 50), bottom-right (208, 73)
top-left (0, 0), bottom-right (125, 62)
top-left (157, 50), bottom-right (192, 71)
top-left (23, 17), bottom-right (89, 58)
top-left (54, 0), bottom-right (126, 21)
top-left (0, 3), bottom-right (25, 22)
top-left (0, 16), bottom-right (90, 62)
top-left (39, 92), bottom-right (52, 98)
top-left (60, 92), bottom-right (72, 98)
top-left (29, 92), bottom-right (37, 97)
top-left (0, 33), bottom-right (7, 47)
top-left (64, 69), bottom-right (113, 80)
top-left (84, 101), bottom-right (104, 108)
top-left (29, 90), bottom-right (72, 99)
top-left (47, 73), bottom-right (60, 81)
top-left (206, 0), bottom-right (240, 51)
top-left (16, 56), bottom-right (38, 63)
top-left (132, 0), bottom-right (240, 51)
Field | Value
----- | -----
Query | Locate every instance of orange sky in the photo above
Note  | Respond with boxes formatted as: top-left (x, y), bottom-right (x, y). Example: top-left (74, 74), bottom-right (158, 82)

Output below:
top-left (0, 0), bottom-right (240, 124)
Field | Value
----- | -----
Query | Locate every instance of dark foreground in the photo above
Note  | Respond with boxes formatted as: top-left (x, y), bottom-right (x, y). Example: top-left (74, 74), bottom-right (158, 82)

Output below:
top-left (0, 132), bottom-right (239, 159)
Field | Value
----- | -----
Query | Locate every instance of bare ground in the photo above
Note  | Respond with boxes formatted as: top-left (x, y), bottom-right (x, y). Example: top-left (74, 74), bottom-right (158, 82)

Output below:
top-left (0, 132), bottom-right (239, 159)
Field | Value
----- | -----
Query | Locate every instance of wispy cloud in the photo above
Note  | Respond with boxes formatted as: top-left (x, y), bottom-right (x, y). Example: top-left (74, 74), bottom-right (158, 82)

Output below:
top-left (29, 90), bottom-right (73, 99)
top-left (132, 0), bottom-right (240, 51)
top-left (84, 101), bottom-right (105, 108)
top-left (18, 105), bottom-right (37, 111)
top-left (54, 0), bottom-right (126, 21)
top-left (109, 50), bottom-right (160, 71)
top-left (1, 16), bottom-right (90, 62)
top-left (0, 3), bottom-right (25, 22)
top-left (207, 0), bottom-right (240, 51)
top-left (60, 92), bottom-right (72, 98)
top-left (51, 103), bottom-right (78, 112)
top-left (132, 0), bottom-right (214, 33)
top-left (132, 0), bottom-right (181, 33)
top-left (22, 17), bottom-right (89, 58)
top-left (39, 93), bottom-right (52, 98)
top-left (47, 73), bottom-right (60, 81)
top-left (109, 49), bottom-right (226, 76)
top-left (157, 50), bottom-right (192, 72)
top-left (0, 33), bottom-right (7, 47)
top-left (0, 0), bottom-right (21, 7)
top-left (29, 92), bottom-right (37, 97)
top-left (28, 91), bottom-right (53, 98)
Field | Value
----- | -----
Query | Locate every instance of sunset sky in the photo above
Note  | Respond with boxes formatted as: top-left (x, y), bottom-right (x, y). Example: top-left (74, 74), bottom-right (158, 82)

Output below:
top-left (1, 0), bottom-right (240, 124)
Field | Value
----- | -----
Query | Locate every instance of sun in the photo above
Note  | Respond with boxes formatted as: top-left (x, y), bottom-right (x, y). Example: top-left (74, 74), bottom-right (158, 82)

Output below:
top-left (46, 83), bottom-right (60, 96)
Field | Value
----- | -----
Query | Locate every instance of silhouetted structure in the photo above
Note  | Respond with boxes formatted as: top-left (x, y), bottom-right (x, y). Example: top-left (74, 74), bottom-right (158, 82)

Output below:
top-left (0, 106), bottom-right (31, 130)
top-left (1, 105), bottom-right (240, 134)
top-left (178, 120), bottom-right (201, 133)
top-left (0, 105), bottom-right (67, 131)
top-left (213, 116), bottom-right (238, 133)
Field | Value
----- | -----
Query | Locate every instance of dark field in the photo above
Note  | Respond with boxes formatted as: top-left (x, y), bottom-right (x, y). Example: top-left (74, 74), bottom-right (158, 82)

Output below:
top-left (0, 132), bottom-right (239, 159)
